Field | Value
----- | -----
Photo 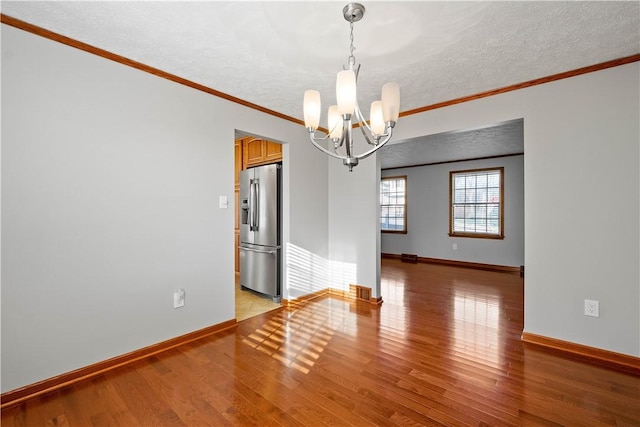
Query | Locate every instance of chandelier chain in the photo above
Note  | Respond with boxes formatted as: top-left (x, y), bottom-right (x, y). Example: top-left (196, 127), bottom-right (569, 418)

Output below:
top-left (348, 21), bottom-right (356, 66)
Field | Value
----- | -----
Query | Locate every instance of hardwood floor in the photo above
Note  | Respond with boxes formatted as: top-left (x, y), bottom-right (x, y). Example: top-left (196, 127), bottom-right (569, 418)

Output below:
top-left (3, 259), bottom-right (639, 426)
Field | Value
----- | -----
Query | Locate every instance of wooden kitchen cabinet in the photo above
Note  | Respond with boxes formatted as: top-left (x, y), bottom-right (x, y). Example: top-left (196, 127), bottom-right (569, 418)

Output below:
top-left (234, 139), bottom-right (243, 189)
top-left (264, 140), bottom-right (283, 163)
top-left (242, 138), bottom-right (282, 168)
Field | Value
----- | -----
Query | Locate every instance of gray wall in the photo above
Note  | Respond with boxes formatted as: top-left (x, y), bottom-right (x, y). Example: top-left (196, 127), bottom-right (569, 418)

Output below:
top-left (328, 154), bottom-right (381, 297)
top-left (2, 20), bottom-right (638, 394)
top-left (1, 24), bottom-right (329, 392)
top-left (331, 61), bottom-right (638, 357)
top-left (381, 155), bottom-right (524, 267)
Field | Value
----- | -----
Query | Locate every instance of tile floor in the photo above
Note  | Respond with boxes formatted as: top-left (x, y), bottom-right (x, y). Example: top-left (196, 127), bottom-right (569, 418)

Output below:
top-left (235, 280), bottom-right (281, 321)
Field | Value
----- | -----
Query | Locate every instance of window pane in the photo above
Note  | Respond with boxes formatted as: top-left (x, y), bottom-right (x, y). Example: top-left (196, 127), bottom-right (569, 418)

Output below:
top-left (476, 188), bottom-right (486, 203)
top-left (466, 189), bottom-right (476, 203)
top-left (381, 176), bottom-right (407, 233)
top-left (465, 205), bottom-right (475, 219)
top-left (488, 187), bottom-right (499, 201)
top-left (450, 168), bottom-right (503, 237)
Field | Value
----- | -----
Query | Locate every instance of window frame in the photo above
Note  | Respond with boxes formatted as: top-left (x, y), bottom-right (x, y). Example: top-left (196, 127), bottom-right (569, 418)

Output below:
top-left (380, 175), bottom-right (407, 234)
top-left (449, 167), bottom-right (504, 239)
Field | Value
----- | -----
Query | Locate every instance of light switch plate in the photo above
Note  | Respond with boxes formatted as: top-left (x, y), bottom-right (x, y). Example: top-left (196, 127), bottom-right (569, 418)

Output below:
top-left (174, 289), bottom-right (185, 309)
top-left (219, 195), bottom-right (228, 209)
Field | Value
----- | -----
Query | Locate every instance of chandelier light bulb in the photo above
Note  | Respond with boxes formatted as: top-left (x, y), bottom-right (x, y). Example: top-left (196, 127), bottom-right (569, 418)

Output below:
top-left (370, 101), bottom-right (386, 135)
top-left (381, 82), bottom-right (400, 123)
top-left (336, 70), bottom-right (357, 116)
top-left (303, 89), bottom-right (321, 131)
top-left (328, 105), bottom-right (343, 140)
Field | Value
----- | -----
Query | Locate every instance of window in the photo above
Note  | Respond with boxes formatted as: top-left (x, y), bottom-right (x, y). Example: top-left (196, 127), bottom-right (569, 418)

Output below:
top-left (380, 176), bottom-right (407, 233)
top-left (450, 167), bottom-right (504, 239)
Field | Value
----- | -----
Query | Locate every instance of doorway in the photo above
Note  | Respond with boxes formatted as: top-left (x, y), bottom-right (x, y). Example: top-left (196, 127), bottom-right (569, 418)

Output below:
top-left (234, 132), bottom-right (283, 320)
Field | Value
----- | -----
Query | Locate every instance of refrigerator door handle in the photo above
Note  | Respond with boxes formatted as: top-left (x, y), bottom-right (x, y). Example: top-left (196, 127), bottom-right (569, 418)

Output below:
top-left (249, 180), bottom-right (255, 231)
top-left (252, 181), bottom-right (259, 231)
top-left (239, 246), bottom-right (279, 255)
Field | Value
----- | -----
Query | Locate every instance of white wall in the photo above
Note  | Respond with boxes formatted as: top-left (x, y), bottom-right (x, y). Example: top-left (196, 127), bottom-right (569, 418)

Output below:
top-left (328, 154), bottom-right (381, 297)
top-left (1, 24), bottom-right (328, 392)
top-left (381, 155), bottom-right (524, 267)
top-left (330, 62), bottom-right (639, 356)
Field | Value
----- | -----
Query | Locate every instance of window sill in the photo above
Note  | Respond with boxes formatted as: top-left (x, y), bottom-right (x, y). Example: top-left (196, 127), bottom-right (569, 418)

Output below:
top-left (448, 232), bottom-right (504, 240)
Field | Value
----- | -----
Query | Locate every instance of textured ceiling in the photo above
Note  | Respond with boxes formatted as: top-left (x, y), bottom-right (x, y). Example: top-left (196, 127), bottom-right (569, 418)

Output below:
top-left (379, 119), bottom-right (524, 169)
top-left (2, 1), bottom-right (638, 167)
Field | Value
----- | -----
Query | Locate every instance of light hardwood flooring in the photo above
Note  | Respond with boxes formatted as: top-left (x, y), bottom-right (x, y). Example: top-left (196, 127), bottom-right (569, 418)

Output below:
top-left (2, 259), bottom-right (639, 426)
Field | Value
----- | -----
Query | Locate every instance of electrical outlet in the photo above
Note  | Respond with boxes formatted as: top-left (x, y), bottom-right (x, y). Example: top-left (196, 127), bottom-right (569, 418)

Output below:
top-left (584, 299), bottom-right (599, 317)
top-left (174, 289), bottom-right (185, 309)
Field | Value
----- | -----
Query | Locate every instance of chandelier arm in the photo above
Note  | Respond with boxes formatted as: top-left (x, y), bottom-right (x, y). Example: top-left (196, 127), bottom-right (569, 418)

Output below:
top-left (327, 118), bottom-right (346, 146)
top-left (353, 103), bottom-right (372, 132)
top-left (358, 123), bottom-right (378, 146)
top-left (310, 130), bottom-right (331, 141)
top-left (309, 133), bottom-right (348, 160)
top-left (353, 103), bottom-right (390, 146)
top-left (352, 104), bottom-right (376, 146)
top-left (354, 128), bottom-right (394, 160)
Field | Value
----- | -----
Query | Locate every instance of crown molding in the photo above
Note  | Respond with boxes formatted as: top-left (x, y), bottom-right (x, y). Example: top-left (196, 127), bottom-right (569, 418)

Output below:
top-left (400, 53), bottom-right (640, 117)
top-left (2, 14), bottom-right (639, 127)
top-left (0, 14), bottom-right (305, 127)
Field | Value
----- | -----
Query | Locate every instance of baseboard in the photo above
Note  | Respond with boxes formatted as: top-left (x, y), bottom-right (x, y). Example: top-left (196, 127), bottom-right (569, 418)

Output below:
top-left (283, 286), bottom-right (383, 307)
top-left (521, 332), bottom-right (640, 376)
top-left (382, 252), bottom-right (521, 274)
top-left (1, 319), bottom-right (238, 409)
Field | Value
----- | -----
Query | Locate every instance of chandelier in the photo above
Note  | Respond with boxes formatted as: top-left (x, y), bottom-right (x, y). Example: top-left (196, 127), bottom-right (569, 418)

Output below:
top-left (303, 3), bottom-right (400, 171)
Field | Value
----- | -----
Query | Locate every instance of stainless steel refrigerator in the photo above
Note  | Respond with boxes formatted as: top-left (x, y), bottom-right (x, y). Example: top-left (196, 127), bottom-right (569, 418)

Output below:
top-left (239, 163), bottom-right (282, 302)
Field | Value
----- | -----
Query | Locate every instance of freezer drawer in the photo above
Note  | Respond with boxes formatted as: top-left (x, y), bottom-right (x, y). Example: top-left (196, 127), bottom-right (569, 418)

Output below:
top-left (239, 244), bottom-right (281, 302)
